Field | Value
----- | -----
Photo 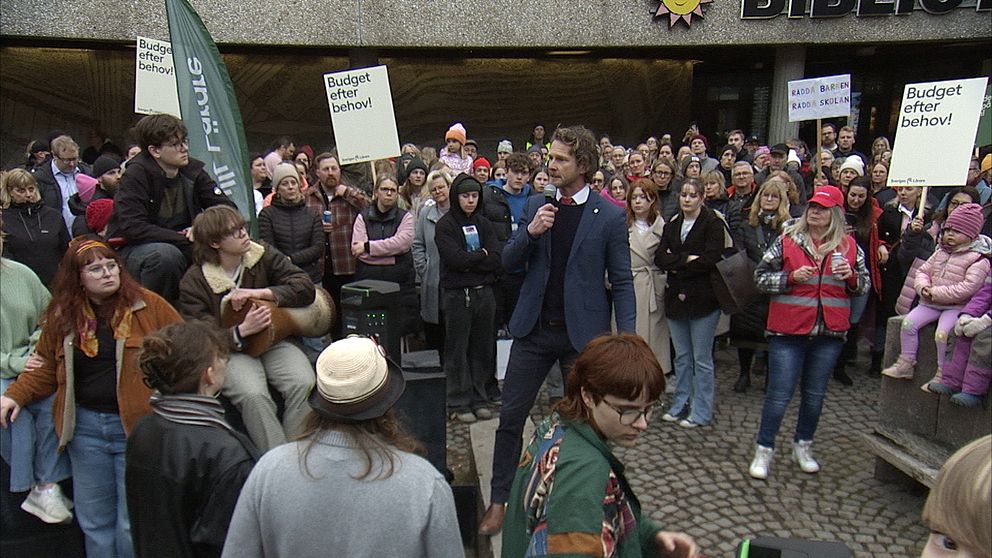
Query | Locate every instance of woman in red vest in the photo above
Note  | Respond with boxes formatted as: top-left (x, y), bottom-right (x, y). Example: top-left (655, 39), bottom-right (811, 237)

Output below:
top-left (747, 185), bottom-right (869, 480)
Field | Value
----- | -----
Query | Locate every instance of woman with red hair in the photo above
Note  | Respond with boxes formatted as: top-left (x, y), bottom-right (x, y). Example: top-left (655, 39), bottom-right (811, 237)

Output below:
top-left (0, 236), bottom-right (181, 558)
top-left (501, 333), bottom-right (699, 557)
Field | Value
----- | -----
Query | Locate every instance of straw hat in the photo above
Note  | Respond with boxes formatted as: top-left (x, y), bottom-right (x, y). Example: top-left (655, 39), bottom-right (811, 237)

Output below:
top-left (308, 336), bottom-right (405, 421)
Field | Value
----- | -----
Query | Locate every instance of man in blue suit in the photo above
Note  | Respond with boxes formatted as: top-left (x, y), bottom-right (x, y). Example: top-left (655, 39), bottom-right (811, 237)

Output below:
top-left (479, 125), bottom-right (636, 534)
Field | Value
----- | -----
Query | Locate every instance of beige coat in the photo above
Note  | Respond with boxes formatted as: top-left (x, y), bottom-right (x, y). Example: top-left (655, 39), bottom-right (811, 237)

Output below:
top-left (629, 216), bottom-right (671, 374)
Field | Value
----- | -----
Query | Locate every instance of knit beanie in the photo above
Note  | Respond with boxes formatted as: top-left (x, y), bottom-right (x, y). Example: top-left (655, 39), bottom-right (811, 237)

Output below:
top-left (445, 123), bottom-right (467, 145)
top-left (85, 198), bottom-right (115, 233)
top-left (405, 156), bottom-right (428, 179)
top-left (452, 173), bottom-right (482, 196)
top-left (90, 154), bottom-right (121, 178)
top-left (30, 139), bottom-right (49, 154)
top-left (527, 144), bottom-right (543, 155)
top-left (943, 202), bottom-right (985, 240)
top-left (838, 155), bottom-right (865, 177)
top-left (787, 149), bottom-right (801, 166)
top-left (982, 154), bottom-right (991, 174)
top-left (690, 134), bottom-right (709, 151)
top-left (76, 174), bottom-right (99, 203)
top-left (473, 157), bottom-right (492, 170)
top-left (271, 163), bottom-right (300, 188)
top-left (497, 140), bottom-right (513, 154)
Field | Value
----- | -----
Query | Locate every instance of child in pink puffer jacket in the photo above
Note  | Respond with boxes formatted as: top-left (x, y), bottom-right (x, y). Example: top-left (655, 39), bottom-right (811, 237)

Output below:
top-left (883, 203), bottom-right (990, 380)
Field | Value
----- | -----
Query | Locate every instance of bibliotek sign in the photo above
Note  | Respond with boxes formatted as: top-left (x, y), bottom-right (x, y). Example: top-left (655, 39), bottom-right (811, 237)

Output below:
top-left (889, 77), bottom-right (988, 188)
top-left (324, 65), bottom-right (400, 165)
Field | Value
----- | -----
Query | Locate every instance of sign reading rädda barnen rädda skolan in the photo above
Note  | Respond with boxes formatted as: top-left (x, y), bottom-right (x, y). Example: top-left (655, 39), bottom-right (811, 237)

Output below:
top-left (888, 77), bottom-right (988, 188)
top-left (787, 74), bottom-right (851, 122)
top-left (324, 65), bottom-right (401, 165)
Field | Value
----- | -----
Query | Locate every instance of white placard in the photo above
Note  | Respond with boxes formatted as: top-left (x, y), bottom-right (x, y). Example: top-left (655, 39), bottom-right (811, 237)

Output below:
top-left (788, 74), bottom-right (851, 122)
top-left (324, 65), bottom-right (400, 165)
top-left (134, 36), bottom-right (181, 117)
top-left (888, 77), bottom-right (989, 187)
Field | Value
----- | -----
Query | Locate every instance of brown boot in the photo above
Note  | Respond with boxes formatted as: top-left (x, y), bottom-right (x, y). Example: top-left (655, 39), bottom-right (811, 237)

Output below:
top-left (478, 503), bottom-right (506, 536)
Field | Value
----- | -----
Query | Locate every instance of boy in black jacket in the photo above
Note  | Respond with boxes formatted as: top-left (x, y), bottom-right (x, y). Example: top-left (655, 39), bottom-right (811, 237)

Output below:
top-left (435, 173), bottom-right (503, 423)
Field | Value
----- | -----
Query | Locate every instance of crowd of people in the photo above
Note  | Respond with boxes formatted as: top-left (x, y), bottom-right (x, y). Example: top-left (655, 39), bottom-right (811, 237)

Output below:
top-left (1, 113), bottom-right (990, 557)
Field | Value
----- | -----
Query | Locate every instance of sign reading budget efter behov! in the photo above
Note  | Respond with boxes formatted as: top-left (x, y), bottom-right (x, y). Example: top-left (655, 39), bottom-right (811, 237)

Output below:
top-left (134, 36), bottom-right (181, 117)
top-left (324, 65), bottom-right (401, 166)
top-left (889, 77), bottom-right (989, 188)
top-left (788, 74), bottom-right (851, 122)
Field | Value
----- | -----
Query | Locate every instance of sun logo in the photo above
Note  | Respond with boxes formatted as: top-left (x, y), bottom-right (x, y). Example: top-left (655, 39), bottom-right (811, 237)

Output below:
top-left (655, 0), bottom-right (713, 27)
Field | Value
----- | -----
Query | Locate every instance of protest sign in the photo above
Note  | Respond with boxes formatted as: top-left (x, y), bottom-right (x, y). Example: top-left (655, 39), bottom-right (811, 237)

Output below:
top-left (134, 36), bottom-right (181, 117)
top-left (788, 74), bottom-right (851, 122)
top-left (888, 77), bottom-right (988, 187)
top-left (324, 65), bottom-right (401, 165)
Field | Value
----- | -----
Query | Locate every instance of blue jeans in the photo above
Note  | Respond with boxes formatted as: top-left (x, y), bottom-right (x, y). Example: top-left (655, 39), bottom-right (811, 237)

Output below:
top-left (666, 310), bottom-right (721, 425)
top-left (67, 407), bottom-right (132, 558)
top-left (0, 378), bottom-right (72, 492)
top-left (757, 335), bottom-right (844, 448)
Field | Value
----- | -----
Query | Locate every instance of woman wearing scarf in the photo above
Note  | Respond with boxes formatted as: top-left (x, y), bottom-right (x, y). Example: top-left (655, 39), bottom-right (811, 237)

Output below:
top-left (126, 321), bottom-right (258, 558)
top-left (0, 237), bottom-right (181, 558)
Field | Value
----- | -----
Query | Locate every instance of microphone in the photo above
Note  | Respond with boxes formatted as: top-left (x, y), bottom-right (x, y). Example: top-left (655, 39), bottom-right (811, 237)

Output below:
top-left (543, 183), bottom-right (558, 204)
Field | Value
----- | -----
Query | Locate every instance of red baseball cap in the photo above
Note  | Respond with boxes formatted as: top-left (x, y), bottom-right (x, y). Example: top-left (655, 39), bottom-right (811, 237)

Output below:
top-left (808, 185), bottom-right (844, 209)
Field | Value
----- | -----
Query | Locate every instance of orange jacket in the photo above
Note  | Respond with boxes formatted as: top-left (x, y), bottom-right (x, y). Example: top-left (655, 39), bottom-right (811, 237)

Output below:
top-left (4, 289), bottom-right (181, 450)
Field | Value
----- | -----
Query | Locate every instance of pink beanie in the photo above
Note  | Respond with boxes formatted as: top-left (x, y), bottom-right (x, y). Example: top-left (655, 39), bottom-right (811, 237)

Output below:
top-left (943, 202), bottom-right (985, 240)
top-left (76, 174), bottom-right (99, 203)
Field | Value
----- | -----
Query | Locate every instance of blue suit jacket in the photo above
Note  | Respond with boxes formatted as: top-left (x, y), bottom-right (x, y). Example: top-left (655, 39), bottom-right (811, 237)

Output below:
top-left (503, 190), bottom-right (635, 352)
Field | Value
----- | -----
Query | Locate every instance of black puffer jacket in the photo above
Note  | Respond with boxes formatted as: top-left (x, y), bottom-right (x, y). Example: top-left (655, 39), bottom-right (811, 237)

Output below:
top-left (258, 196), bottom-right (324, 283)
top-left (0, 201), bottom-right (69, 286)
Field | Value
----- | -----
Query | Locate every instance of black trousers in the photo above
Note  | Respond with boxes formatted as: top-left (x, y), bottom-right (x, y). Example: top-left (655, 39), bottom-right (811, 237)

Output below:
top-left (490, 323), bottom-right (577, 504)
top-left (442, 286), bottom-right (496, 410)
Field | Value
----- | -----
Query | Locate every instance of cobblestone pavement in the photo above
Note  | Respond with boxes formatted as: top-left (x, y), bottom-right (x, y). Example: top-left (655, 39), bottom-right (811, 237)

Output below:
top-left (447, 344), bottom-right (930, 558)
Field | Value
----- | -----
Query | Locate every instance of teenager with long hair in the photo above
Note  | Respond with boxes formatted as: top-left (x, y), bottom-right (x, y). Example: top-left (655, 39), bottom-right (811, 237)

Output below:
top-left (222, 336), bottom-right (463, 557)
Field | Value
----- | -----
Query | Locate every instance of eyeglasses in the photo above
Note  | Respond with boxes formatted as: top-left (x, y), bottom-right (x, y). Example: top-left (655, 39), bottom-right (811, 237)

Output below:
top-left (82, 261), bottom-right (120, 277)
top-left (161, 138), bottom-right (189, 149)
top-left (653, 171), bottom-right (672, 177)
top-left (56, 155), bottom-right (79, 165)
top-left (378, 187), bottom-right (398, 194)
top-left (600, 399), bottom-right (658, 425)
top-left (225, 224), bottom-right (248, 238)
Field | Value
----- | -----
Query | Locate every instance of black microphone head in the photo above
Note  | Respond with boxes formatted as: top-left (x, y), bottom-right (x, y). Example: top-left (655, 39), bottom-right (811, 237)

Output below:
top-left (543, 183), bottom-right (557, 201)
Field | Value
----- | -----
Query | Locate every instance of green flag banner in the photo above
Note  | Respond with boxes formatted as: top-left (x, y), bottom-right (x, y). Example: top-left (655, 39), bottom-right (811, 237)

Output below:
top-left (977, 83), bottom-right (991, 148)
top-left (165, 0), bottom-right (254, 229)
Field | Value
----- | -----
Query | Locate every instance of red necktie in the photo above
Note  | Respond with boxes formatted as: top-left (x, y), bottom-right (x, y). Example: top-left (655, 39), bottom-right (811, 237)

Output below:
top-left (560, 196), bottom-right (575, 206)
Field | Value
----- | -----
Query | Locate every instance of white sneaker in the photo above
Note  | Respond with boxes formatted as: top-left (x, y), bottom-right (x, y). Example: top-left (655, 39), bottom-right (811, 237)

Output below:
top-left (749, 445), bottom-right (774, 480)
top-left (661, 412), bottom-right (681, 422)
top-left (792, 440), bottom-right (820, 473)
top-left (21, 485), bottom-right (73, 524)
